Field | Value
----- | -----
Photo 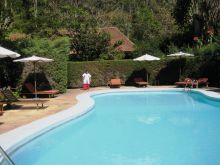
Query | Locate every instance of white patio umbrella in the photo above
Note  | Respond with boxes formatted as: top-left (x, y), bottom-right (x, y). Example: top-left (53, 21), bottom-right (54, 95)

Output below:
top-left (13, 55), bottom-right (53, 98)
top-left (0, 46), bottom-right (21, 58)
top-left (167, 51), bottom-right (194, 77)
top-left (133, 54), bottom-right (160, 61)
top-left (133, 53), bottom-right (160, 82)
top-left (167, 51), bottom-right (194, 57)
top-left (0, 46), bottom-right (20, 87)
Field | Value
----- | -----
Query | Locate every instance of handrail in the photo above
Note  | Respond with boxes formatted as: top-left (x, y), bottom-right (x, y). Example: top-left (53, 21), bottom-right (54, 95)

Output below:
top-left (184, 80), bottom-right (193, 92)
top-left (0, 145), bottom-right (15, 165)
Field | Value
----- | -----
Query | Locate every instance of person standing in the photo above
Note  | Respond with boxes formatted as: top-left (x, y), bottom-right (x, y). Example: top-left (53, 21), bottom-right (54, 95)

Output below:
top-left (82, 71), bottom-right (91, 90)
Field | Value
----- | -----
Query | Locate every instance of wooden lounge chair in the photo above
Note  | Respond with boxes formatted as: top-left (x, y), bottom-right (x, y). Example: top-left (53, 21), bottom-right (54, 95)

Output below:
top-left (196, 78), bottom-right (209, 88)
top-left (175, 78), bottom-right (195, 86)
top-left (0, 89), bottom-right (49, 109)
top-left (134, 78), bottom-right (148, 87)
top-left (175, 78), bottom-right (208, 88)
top-left (109, 79), bottom-right (121, 88)
top-left (24, 83), bottom-right (59, 98)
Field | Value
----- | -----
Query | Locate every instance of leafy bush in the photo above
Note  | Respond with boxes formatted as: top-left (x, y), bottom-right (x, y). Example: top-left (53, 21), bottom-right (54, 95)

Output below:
top-left (70, 29), bottom-right (110, 61)
top-left (184, 55), bottom-right (220, 86)
top-left (193, 44), bottom-right (217, 56)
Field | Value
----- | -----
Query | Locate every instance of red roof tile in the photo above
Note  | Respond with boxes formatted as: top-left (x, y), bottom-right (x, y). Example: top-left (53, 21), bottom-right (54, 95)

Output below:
top-left (100, 27), bottom-right (135, 52)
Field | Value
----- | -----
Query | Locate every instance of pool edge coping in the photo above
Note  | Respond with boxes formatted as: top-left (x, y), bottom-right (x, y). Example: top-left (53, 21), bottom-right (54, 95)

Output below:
top-left (0, 88), bottom-right (220, 154)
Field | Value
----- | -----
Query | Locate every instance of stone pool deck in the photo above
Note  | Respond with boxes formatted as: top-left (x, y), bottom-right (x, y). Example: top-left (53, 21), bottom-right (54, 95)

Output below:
top-left (0, 86), bottom-right (219, 134)
top-left (0, 87), bottom-right (104, 134)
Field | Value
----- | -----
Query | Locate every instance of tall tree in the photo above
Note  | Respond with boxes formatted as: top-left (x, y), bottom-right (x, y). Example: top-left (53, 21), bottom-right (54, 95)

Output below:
top-left (0, 0), bottom-right (12, 41)
top-left (70, 28), bottom-right (110, 61)
top-left (175, 0), bottom-right (220, 36)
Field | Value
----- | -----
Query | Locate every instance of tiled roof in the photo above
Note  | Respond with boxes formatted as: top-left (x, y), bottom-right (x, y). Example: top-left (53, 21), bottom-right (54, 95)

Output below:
top-left (100, 27), bottom-right (135, 52)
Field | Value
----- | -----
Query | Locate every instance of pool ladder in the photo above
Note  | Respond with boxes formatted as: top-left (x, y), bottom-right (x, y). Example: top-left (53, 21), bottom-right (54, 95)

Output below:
top-left (184, 81), bottom-right (193, 92)
top-left (0, 145), bottom-right (15, 165)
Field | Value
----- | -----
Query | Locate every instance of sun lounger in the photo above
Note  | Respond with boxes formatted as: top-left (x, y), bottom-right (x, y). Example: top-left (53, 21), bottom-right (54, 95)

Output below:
top-left (197, 78), bottom-right (209, 88)
top-left (175, 78), bottom-right (198, 87)
top-left (24, 83), bottom-right (59, 98)
top-left (134, 78), bottom-right (148, 87)
top-left (175, 78), bottom-right (208, 88)
top-left (175, 78), bottom-right (192, 86)
top-left (0, 89), bottom-right (49, 109)
top-left (109, 79), bottom-right (121, 88)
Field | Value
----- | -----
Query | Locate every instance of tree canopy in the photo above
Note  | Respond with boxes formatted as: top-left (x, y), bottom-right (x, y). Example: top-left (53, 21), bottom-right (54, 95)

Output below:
top-left (0, 0), bottom-right (220, 61)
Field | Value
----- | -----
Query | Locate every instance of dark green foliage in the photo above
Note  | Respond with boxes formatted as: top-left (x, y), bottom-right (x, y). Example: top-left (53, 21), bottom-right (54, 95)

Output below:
top-left (3, 0), bottom-right (220, 60)
top-left (131, 7), bottom-right (169, 57)
top-left (0, 57), bottom-right (22, 88)
top-left (184, 56), bottom-right (220, 86)
top-left (214, 28), bottom-right (220, 50)
top-left (174, 0), bottom-right (191, 28)
top-left (0, 1), bottom-right (12, 40)
top-left (1, 0), bottom-right (181, 60)
top-left (3, 0), bottom-right (95, 38)
top-left (132, 7), bottom-right (161, 42)
top-left (19, 37), bottom-right (70, 93)
top-left (174, 0), bottom-right (220, 45)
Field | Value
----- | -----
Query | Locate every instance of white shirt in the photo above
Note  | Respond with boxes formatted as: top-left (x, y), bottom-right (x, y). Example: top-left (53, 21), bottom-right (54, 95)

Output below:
top-left (82, 73), bottom-right (91, 84)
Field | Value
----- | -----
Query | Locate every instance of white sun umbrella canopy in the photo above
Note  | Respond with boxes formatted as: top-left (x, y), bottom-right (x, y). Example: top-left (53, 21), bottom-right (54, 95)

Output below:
top-left (133, 54), bottom-right (160, 61)
top-left (0, 46), bottom-right (21, 58)
top-left (167, 51), bottom-right (194, 57)
top-left (13, 55), bottom-right (53, 62)
top-left (14, 55), bottom-right (54, 98)
top-left (133, 53), bottom-right (160, 82)
top-left (167, 51), bottom-right (194, 77)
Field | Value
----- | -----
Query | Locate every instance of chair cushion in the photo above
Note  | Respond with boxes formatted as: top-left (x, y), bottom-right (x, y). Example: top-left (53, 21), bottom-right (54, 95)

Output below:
top-left (111, 79), bottom-right (121, 85)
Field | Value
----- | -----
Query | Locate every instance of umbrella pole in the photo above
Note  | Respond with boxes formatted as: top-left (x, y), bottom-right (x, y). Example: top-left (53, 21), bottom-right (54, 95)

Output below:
top-left (34, 62), bottom-right (37, 99)
top-left (147, 73), bottom-right (149, 83)
top-left (179, 57), bottom-right (182, 79)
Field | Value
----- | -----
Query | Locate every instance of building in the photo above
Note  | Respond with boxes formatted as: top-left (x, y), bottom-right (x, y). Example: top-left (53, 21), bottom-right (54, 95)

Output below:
top-left (100, 27), bottom-right (135, 52)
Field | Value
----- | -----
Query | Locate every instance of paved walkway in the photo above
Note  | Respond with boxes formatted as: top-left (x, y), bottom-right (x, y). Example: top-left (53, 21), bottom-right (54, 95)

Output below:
top-left (0, 87), bottom-right (113, 134)
top-left (0, 86), bottom-right (219, 134)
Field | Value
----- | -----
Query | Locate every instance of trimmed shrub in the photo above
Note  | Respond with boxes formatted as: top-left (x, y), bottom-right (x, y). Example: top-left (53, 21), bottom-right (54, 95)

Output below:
top-left (68, 57), bottom-right (220, 88)
top-left (67, 59), bottom-right (180, 88)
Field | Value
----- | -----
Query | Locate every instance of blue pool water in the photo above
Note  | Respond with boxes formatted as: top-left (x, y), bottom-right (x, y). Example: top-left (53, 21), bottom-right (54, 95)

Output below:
top-left (11, 91), bottom-right (220, 165)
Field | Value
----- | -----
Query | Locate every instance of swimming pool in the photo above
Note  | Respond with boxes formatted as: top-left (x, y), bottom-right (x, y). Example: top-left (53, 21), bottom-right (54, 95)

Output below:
top-left (5, 90), bottom-right (220, 164)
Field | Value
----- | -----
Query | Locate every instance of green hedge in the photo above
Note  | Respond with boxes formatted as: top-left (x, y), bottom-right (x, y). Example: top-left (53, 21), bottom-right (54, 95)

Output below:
top-left (67, 59), bottom-right (181, 88)
top-left (68, 57), bottom-right (220, 88)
